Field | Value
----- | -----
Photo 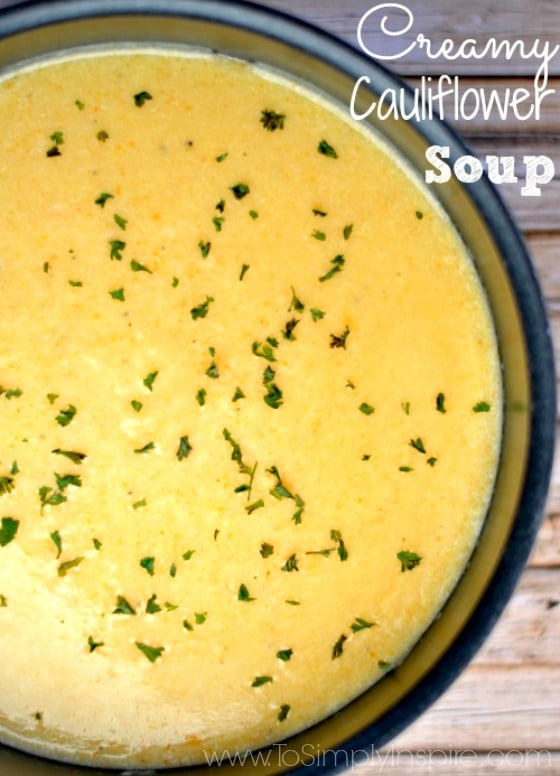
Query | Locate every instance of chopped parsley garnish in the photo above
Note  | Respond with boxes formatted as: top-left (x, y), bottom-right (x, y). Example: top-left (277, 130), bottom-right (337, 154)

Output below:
top-left (134, 90), bottom-right (153, 107)
top-left (312, 230), bottom-right (326, 241)
top-left (436, 393), bottom-right (446, 413)
top-left (318, 139), bottom-right (338, 158)
top-left (55, 472), bottom-right (82, 490)
top-left (267, 466), bottom-right (293, 500)
top-left (206, 360), bottom-right (219, 379)
top-left (427, 457), bottom-right (438, 467)
top-left (196, 388), bottom-right (207, 406)
top-left (264, 381), bottom-right (283, 409)
top-left (0, 476), bottom-right (15, 496)
top-left (198, 240), bottom-right (211, 258)
top-left (276, 649), bottom-right (293, 661)
top-left (330, 529), bottom-right (348, 561)
top-left (46, 131), bottom-right (63, 157)
top-left (239, 263), bottom-right (250, 281)
top-left (245, 499), bottom-right (265, 515)
top-left (140, 556), bottom-right (155, 576)
top-left (232, 386), bottom-right (245, 402)
top-left (332, 634), bottom-right (347, 659)
top-left (351, 617), bottom-right (376, 632)
top-left (132, 498), bottom-right (146, 510)
top-left (359, 402), bottom-right (374, 415)
top-left (113, 595), bottom-right (136, 615)
top-left (145, 594), bottom-right (162, 614)
top-left (252, 340), bottom-right (277, 362)
top-left (195, 612), bottom-right (207, 624)
top-left (114, 213), bottom-right (127, 230)
top-left (131, 400), bottom-right (143, 412)
top-left (281, 554), bottom-right (299, 572)
top-left (0, 516), bottom-right (19, 547)
top-left (249, 209), bottom-right (259, 220)
top-left (143, 370), bottom-right (159, 391)
top-left (260, 109), bottom-right (286, 131)
top-left (55, 404), bottom-right (77, 427)
top-left (177, 435), bottom-right (192, 461)
top-left (238, 583), bottom-right (255, 602)
top-left (75, 99), bottom-right (85, 110)
top-left (260, 542), bottom-right (274, 558)
top-left (0, 595), bottom-right (7, 607)
top-left (68, 280), bottom-right (83, 287)
top-left (289, 287), bottom-right (305, 313)
top-left (402, 401), bottom-right (411, 415)
top-left (313, 208), bottom-right (327, 217)
top-left (310, 308), bottom-right (326, 322)
top-left (182, 549), bottom-right (195, 561)
top-left (96, 130), bottom-right (109, 142)
top-left (46, 146), bottom-right (61, 158)
top-left (397, 550), bottom-right (423, 572)
top-left (130, 259), bottom-right (152, 273)
top-left (0, 386), bottom-right (22, 399)
top-left (252, 675), bottom-right (273, 687)
top-left (134, 442), bottom-right (155, 454)
top-left (319, 254), bottom-right (345, 282)
top-left (38, 486), bottom-right (66, 510)
top-left (216, 152), bottom-right (228, 162)
top-left (191, 296), bottom-right (214, 320)
top-left (87, 636), bottom-right (104, 653)
top-left (57, 556), bottom-right (84, 577)
top-left (282, 318), bottom-right (299, 341)
top-left (343, 224), bottom-right (354, 240)
top-left (330, 326), bottom-right (350, 349)
top-left (409, 437), bottom-right (426, 454)
top-left (473, 401), bottom-right (491, 412)
top-left (109, 287), bottom-right (125, 301)
top-left (213, 216), bottom-right (224, 232)
top-left (135, 642), bottom-right (165, 662)
top-left (109, 239), bottom-right (126, 260)
top-left (415, 210), bottom-right (424, 219)
top-left (278, 704), bottom-right (291, 722)
top-left (231, 183), bottom-right (250, 200)
top-left (399, 466), bottom-right (413, 472)
top-left (95, 192), bottom-right (114, 207)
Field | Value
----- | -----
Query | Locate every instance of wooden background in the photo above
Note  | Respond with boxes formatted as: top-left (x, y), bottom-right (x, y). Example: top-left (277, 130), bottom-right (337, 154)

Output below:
top-left (252, 1), bottom-right (560, 773)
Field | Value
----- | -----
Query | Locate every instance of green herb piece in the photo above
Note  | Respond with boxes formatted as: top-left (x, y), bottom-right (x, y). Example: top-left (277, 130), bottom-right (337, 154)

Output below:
top-left (182, 549), bottom-right (195, 561)
top-left (140, 556), bottom-right (155, 576)
top-left (95, 192), bottom-right (114, 208)
top-left (239, 263), bottom-right (250, 281)
top-left (245, 499), bottom-right (265, 515)
top-left (196, 388), bottom-right (207, 406)
top-left (289, 287), bottom-right (305, 313)
top-left (278, 704), bottom-right (291, 722)
top-left (57, 556), bottom-right (84, 577)
top-left (96, 130), bottom-right (109, 142)
top-left (46, 131), bottom-right (63, 157)
top-left (427, 457), bottom-right (438, 467)
top-left (109, 239), bottom-right (126, 261)
top-left (55, 404), bottom-right (77, 427)
top-left (49, 530), bottom-right (62, 558)
top-left (330, 529), bottom-right (348, 561)
top-left (252, 340), bottom-right (277, 362)
top-left (213, 216), bottom-right (224, 232)
top-left (312, 230), bottom-right (326, 241)
top-left (130, 259), bottom-right (152, 273)
top-left (134, 441), bottom-right (155, 454)
top-left (68, 280), bottom-right (82, 287)
top-left (191, 296), bottom-right (214, 320)
top-left (113, 595), bottom-right (136, 615)
top-left (143, 371), bottom-right (159, 392)
top-left (93, 538), bottom-right (102, 550)
top-left (264, 382), bottom-right (283, 409)
top-left (267, 466), bottom-right (294, 500)
top-left (362, 454), bottom-right (371, 461)
top-left (305, 548), bottom-right (335, 558)
top-left (292, 494), bottom-right (305, 525)
top-left (230, 183), bottom-right (250, 199)
top-left (216, 151), bottom-right (228, 162)
top-left (282, 318), bottom-right (299, 341)
top-left (251, 675), bottom-right (273, 687)
top-left (313, 208), bottom-right (327, 217)
top-left (0, 517), bottom-right (19, 547)
top-left (114, 213), bottom-right (127, 230)
top-left (232, 386), bottom-right (245, 402)
top-left (0, 594), bottom-right (7, 607)
top-left (351, 617), bottom-right (376, 632)
top-left (109, 287), bottom-right (125, 301)
top-left (47, 393), bottom-right (59, 405)
top-left (402, 401), bottom-right (411, 415)
top-left (473, 401), bottom-right (491, 412)
top-left (135, 642), bottom-right (165, 663)
top-left (131, 400), bottom-right (143, 412)
top-left (285, 599), bottom-right (300, 606)
top-left (0, 476), bottom-right (14, 496)
top-left (415, 210), bottom-right (424, 219)
top-left (330, 326), bottom-right (350, 349)
top-left (195, 612), bottom-right (207, 625)
top-left (378, 660), bottom-right (392, 670)
top-left (169, 563), bottom-right (177, 577)
top-left (343, 224), bottom-right (354, 240)
top-left (206, 360), bottom-right (219, 379)
top-left (249, 209), bottom-right (259, 219)
top-left (238, 583), bottom-right (255, 602)
top-left (43, 261), bottom-right (50, 273)
top-left (132, 498), bottom-right (146, 510)
top-left (281, 554), bottom-right (299, 573)
top-left (318, 139), bottom-right (338, 158)
top-left (46, 145), bottom-right (61, 158)
top-left (75, 99), bottom-right (85, 110)
top-left (397, 550), bottom-right (422, 572)
top-left (198, 240), bottom-right (211, 258)
top-left (177, 435), bottom-right (193, 461)
top-left (310, 308), bottom-right (326, 322)
top-left (276, 648), bottom-right (293, 662)
top-left (399, 466), bottom-right (413, 472)
top-left (359, 402), bottom-right (374, 416)
top-left (332, 634), bottom-right (347, 659)
top-left (183, 619), bottom-right (194, 632)
top-left (319, 254), bottom-right (345, 282)
top-left (134, 91), bottom-right (153, 107)
top-left (436, 392), bottom-right (446, 413)
top-left (172, 276), bottom-right (179, 287)
top-left (409, 438), bottom-right (426, 454)
top-left (215, 199), bottom-right (225, 213)
top-left (146, 593), bottom-right (162, 614)
top-left (2, 387), bottom-right (22, 399)
top-left (38, 486), bottom-right (66, 510)
top-left (87, 636), bottom-right (104, 653)
top-left (260, 542), bottom-right (274, 558)
top-left (10, 461), bottom-right (19, 476)
top-left (260, 109), bottom-right (285, 131)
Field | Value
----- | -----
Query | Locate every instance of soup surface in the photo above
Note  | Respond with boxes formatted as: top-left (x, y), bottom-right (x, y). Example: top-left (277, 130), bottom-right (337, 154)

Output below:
top-left (0, 50), bottom-right (501, 768)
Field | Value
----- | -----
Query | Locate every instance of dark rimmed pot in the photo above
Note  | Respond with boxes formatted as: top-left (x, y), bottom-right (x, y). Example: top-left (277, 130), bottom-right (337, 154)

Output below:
top-left (0, 1), bottom-right (555, 774)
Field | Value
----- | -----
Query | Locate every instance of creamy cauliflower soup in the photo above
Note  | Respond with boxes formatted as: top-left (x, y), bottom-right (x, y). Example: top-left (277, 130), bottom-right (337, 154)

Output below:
top-left (0, 50), bottom-right (501, 768)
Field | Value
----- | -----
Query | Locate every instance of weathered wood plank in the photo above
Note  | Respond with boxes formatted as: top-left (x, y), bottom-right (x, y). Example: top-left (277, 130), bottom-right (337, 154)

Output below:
top-left (387, 664), bottom-right (560, 751)
top-left (526, 234), bottom-right (560, 302)
top-left (254, 0), bottom-right (560, 76)
top-left (529, 511), bottom-right (560, 569)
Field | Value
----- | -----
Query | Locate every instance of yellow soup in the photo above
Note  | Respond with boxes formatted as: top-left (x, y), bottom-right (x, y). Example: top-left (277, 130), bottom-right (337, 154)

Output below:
top-left (0, 50), bottom-right (501, 768)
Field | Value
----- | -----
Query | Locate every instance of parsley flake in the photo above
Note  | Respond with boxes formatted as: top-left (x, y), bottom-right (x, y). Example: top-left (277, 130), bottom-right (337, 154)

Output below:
top-left (318, 139), bottom-right (338, 158)
top-left (134, 91), bottom-right (153, 107)
top-left (260, 109), bottom-right (286, 131)
top-left (0, 517), bottom-right (19, 547)
top-left (397, 550), bottom-right (422, 572)
top-left (135, 642), bottom-right (165, 662)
